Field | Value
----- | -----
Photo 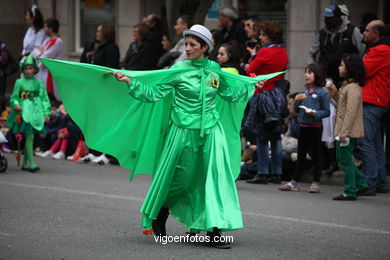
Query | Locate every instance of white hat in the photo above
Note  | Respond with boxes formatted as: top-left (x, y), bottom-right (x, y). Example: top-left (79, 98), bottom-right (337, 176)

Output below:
top-left (183, 24), bottom-right (214, 51)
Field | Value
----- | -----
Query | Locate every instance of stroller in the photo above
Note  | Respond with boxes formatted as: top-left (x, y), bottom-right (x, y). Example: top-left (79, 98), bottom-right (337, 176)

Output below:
top-left (0, 131), bottom-right (8, 173)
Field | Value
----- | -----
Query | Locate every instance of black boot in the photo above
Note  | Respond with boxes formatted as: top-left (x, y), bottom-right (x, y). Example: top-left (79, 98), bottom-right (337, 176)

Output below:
top-left (269, 174), bottom-right (281, 184)
top-left (246, 174), bottom-right (268, 184)
top-left (152, 207), bottom-right (169, 236)
top-left (206, 227), bottom-right (232, 249)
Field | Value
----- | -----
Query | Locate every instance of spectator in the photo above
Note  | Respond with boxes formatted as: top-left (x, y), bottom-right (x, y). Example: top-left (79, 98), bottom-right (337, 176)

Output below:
top-left (279, 64), bottom-right (330, 193)
top-left (245, 20), bottom-right (289, 185)
top-left (90, 24), bottom-right (120, 69)
top-left (36, 101), bottom-right (68, 155)
top-left (328, 54), bottom-right (368, 200)
top-left (161, 33), bottom-right (173, 52)
top-left (357, 20), bottom-right (390, 195)
top-left (122, 23), bottom-right (159, 70)
top-left (22, 5), bottom-right (47, 57)
top-left (217, 43), bottom-right (242, 74)
top-left (307, 4), bottom-right (365, 87)
top-left (217, 6), bottom-right (248, 57)
top-left (157, 15), bottom-right (193, 68)
top-left (0, 42), bottom-right (10, 97)
top-left (39, 126), bottom-right (69, 159)
top-left (171, 15), bottom-right (193, 63)
top-left (242, 20), bottom-right (261, 72)
top-left (35, 18), bottom-right (64, 101)
top-left (142, 14), bottom-right (165, 60)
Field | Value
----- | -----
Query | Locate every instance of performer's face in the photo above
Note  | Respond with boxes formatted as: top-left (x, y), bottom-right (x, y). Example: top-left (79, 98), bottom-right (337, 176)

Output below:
top-left (185, 36), bottom-right (208, 60)
top-left (23, 65), bottom-right (36, 77)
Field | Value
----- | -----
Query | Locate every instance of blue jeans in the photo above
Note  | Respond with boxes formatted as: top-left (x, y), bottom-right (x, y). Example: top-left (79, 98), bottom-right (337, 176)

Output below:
top-left (256, 138), bottom-right (282, 175)
top-left (358, 103), bottom-right (388, 189)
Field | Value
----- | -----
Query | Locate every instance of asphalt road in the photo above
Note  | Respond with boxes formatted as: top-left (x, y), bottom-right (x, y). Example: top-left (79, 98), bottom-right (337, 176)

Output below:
top-left (0, 153), bottom-right (389, 260)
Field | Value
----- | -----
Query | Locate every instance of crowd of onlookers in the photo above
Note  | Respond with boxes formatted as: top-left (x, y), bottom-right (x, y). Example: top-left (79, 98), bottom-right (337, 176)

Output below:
top-left (0, 4), bottom-right (389, 199)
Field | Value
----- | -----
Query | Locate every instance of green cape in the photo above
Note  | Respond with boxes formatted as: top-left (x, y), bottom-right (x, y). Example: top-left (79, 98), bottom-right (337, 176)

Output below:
top-left (40, 58), bottom-right (285, 180)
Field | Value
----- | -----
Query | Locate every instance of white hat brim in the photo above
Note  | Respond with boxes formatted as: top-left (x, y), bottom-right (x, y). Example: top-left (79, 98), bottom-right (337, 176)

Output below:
top-left (183, 29), bottom-right (214, 52)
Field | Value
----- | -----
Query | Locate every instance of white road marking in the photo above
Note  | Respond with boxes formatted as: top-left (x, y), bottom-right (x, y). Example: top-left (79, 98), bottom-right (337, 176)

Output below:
top-left (1, 181), bottom-right (389, 236)
top-left (0, 181), bottom-right (143, 202)
top-left (0, 232), bottom-right (17, 237)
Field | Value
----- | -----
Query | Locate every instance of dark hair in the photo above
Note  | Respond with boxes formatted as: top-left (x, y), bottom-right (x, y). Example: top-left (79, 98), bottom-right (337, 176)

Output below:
top-left (341, 53), bottom-right (366, 86)
top-left (211, 29), bottom-right (223, 47)
top-left (219, 43), bottom-right (241, 71)
top-left (258, 20), bottom-right (284, 43)
top-left (252, 21), bottom-right (262, 40)
top-left (185, 35), bottom-right (209, 56)
top-left (26, 7), bottom-right (44, 32)
top-left (100, 24), bottom-right (116, 42)
top-left (134, 23), bottom-right (151, 42)
top-left (305, 64), bottom-right (326, 87)
top-left (178, 15), bottom-right (193, 28)
top-left (45, 18), bottom-right (59, 33)
top-left (150, 14), bottom-right (162, 30)
top-left (372, 24), bottom-right (386, 37)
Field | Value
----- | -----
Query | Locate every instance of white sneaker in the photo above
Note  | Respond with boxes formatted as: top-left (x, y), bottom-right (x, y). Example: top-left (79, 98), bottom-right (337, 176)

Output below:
top-left (91, 154), bottom-right (110, 165)
top-left (79, 153), bottom-right (97, 163)
top-left (40, 150), bottom-right (54, 158)
top-left (66, 155), bottom-right (74, 161)
top-left (35, 151), bottom-right (44, 157)
top-left (53, 151), bottom-right (65, 160)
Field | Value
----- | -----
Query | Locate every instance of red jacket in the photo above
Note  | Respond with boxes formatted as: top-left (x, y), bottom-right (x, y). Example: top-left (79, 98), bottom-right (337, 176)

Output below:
top-left (362, 40), bottom-right (390, 107)
top-left (247, 45), bottom-right (288, 95)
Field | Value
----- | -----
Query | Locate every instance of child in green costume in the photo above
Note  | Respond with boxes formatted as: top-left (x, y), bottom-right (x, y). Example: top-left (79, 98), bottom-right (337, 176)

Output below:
top-left (7, 56), bottom-right (51, 172)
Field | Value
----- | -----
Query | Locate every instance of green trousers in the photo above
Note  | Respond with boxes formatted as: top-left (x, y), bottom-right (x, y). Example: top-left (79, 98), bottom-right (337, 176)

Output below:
top-left (336, 139), bottom-right (368, 197)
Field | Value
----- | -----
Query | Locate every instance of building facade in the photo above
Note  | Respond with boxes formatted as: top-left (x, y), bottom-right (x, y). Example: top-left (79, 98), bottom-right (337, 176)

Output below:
top-left (0, 0), bottom-right (388, 93)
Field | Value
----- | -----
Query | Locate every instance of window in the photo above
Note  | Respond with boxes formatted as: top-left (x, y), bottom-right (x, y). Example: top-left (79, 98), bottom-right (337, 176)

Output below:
top-left (75, 0), bottom-right (115, 52)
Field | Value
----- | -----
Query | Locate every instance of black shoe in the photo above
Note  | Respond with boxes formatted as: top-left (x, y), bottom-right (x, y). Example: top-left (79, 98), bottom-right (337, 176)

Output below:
top-left (29, 166), bottom-right (40, 173)
top-left (269, 174), bottom-right (282, 184)
top-left (246, 174), bottom-right (268, 184)
top-left (236, 174), bottom-right (254, 180)
top-left (376, 187), bottom-right (389, 194)
top-left (21, 166), bottom-right (30, 171)
top-left (152, 207), bottom-right (169, 236)
top-left (357, 187), bottom-right (376, 196)
top-left (333, 194), bottom-right (356, 201)
top-left (206, 227), bottom-right (231, 249)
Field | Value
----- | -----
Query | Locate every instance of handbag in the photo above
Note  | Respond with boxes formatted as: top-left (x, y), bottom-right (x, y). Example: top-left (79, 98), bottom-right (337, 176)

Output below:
top-left (4, 51), bottom-right (19, 76)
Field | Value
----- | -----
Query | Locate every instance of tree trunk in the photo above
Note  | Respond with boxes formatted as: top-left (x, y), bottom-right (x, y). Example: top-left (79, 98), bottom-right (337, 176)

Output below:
top-left (192, 0), bottom-right (213, 24)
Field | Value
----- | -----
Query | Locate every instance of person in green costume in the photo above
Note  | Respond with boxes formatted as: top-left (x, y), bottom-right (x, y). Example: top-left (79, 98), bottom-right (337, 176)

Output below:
top-left (39, 25), bottom-right (285, 249)
top-left (113, 25), bottom-right (264, 249)
top-left (7, 56), bottom-right (51, 172)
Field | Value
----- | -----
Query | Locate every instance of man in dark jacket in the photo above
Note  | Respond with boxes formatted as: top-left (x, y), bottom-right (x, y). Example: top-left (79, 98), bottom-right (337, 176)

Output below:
top-left (357, 20), bottom-right (390, 195)
top-left (217, 6), bottom-right (248, 58)
top-left (307, 4), bottom-right (365, 87)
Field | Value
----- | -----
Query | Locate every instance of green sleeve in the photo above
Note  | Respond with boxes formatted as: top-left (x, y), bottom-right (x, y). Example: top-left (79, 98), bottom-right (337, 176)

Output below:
top-left (10, 79), bottom-right (21, 108)
top-left (218, 82), bottom-right (255, 103)
top-left (38, 79), bottom-right (51, 115)
top-left (127, 78), bottom-right (174, 103)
